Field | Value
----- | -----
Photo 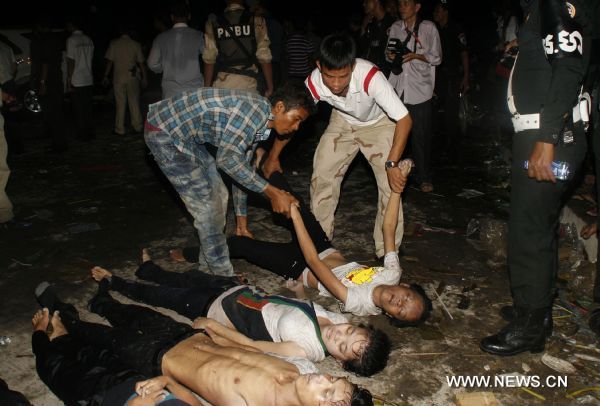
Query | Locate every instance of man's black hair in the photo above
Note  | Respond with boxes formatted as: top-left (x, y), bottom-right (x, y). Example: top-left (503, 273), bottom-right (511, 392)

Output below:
top-left (318, 32), bottom-right (356, 70)
top-left (350, 384), bottom-right (374, 406)
top-left (170, 0), bottom-right (190, 19)
top-left (342, 325), bottom-right (391, 377)
top-left (269, 81), bottom-right (317, 115)
top-left (388, 283), bottom-right (433, 328)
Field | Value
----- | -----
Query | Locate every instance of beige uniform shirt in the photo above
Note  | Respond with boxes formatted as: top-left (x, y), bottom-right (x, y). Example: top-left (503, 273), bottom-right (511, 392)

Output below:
top-left (202, 4), bottom-right (272, 66)
top-left (105, 34), bottom-right (145, 84)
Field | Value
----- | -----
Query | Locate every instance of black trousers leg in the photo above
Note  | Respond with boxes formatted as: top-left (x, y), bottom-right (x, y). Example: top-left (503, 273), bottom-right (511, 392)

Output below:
top-left (135, 261), bottom-right (238, 289)
top-left (228, 236), bottom-right (307, 279)
top-left (508, 127), bottom-right (587, 308)
top-left (406, 100), bottom-right (434, 185)
top-left (110, 274), bottom-right (225, 319)
top-left (32, 332), bottom-right (143, 405)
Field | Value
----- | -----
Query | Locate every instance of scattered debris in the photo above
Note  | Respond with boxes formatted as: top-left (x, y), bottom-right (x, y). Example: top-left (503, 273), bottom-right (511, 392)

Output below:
top-left (420, 224), bottom-right (457, 234)
top-left (521, 363), bottom-right (531, 373)
top-left (457, 189), bottom-right (485, 199)
top-left (68, 223), bottom-right (102, 234)
top-left (10, 258), bottom-right (32, 267)
top-left (466, 218), bottom-right (507, 260)
top-left (541, 353), bottom-right (577, 374)
top-left (519, 387), bottom-right (546, 401)
top-left (574, 353), bottom-right (600, 363)
top-left (483, 365), bottom-right (490, 371)
top-left (434, 287), bottom-right (454, 320)
top-left (566, 387), bottom-right (600, 400)
top-left (457, 294), bottom-right (471, 310)
top-left (34, 209), bottom-right (54, 220)
top-left (74, 206), bottom-right (99, 215)
top-left (0, 336), bottom-right (12, 345)
top-left (455, 391), bottom-right (498, 406)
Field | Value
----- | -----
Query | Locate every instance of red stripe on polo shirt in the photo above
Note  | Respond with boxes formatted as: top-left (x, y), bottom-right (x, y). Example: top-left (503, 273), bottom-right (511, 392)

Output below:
top-left (306, 75), bottom-right (320, 100)
top-left (363, 66), bottom-right (380, 95)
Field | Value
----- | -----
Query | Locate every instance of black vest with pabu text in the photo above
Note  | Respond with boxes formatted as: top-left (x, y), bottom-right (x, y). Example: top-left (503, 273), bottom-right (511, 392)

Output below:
top-left (214, 9), bottom-right (258, 76)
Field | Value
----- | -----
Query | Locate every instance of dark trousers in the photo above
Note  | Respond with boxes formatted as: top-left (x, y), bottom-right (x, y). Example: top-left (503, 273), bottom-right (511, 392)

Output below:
top-left (588, 64), bottom-right (600, 302)
top-left (436, 71), bottom-right (461, 143)
top-left (71, 85), bottom-right (94, 139)
top-left (508, 127), bottom-right (586, 309)
top-left (109, 261), bottom-right (238, 320)
top-left (406, 99), bottom-right (434, 185)
top-left (52, 294), bottom-right (192, 377)
top-left (40, 91), bottom-right (67, 151)
top-left (228, 171), bottom-right (333, 280)
top-left (32, 331), bottom-right (144, 406)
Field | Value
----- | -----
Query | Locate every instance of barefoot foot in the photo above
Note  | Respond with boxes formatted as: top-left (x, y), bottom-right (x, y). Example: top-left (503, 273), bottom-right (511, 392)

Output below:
top-left (169, 249), bottom-right (185, 263)
top-left (32, 308), bottom-right (50, 332)
top-left (49, 311), bottom-right (67, 341)
top-left (91, 266), bottom-right (112, 282)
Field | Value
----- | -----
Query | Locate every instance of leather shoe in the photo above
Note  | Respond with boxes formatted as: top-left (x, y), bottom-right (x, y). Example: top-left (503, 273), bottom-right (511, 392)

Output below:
top-left (500, 305), bottom-right (553, 337)
top-left (480, 307), bottom-right (547, 356)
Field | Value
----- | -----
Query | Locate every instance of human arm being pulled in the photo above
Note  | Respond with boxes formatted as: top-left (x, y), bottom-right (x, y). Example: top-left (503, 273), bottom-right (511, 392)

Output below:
top-left (129, 376), bottom-right (202, 406)
top-left (290, 204), bottom-right (348, 303)
top-left (527, 0), bottom-right (588, 182)
top-left (217, 102), bottom-right (298, 218)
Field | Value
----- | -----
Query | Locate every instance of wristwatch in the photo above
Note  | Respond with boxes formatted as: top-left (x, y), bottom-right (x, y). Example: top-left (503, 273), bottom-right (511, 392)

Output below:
top-left (384, 160), bottom-right (398, 170)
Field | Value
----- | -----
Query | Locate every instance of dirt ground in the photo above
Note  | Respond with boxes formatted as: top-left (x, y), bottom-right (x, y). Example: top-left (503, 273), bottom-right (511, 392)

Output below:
top-left (1, 102), bottom-right (600, 405)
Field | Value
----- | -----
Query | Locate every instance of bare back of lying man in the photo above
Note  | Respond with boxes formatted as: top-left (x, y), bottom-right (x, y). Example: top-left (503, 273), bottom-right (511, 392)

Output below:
top-left (163, 333), bottom-right (360, 406)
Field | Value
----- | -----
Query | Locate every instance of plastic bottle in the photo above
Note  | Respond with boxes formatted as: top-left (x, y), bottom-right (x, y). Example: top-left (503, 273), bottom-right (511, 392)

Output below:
top-left (523, 160), bottom-right (570, 180)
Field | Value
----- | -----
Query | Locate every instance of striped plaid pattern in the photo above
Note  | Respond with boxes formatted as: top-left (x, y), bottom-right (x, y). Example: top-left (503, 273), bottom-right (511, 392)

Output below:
top-left (147, 88), bottom-right (272, 206)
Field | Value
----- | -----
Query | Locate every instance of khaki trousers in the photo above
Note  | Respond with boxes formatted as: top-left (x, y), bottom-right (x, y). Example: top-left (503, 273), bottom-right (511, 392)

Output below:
top-left (0, 113), bottom-right (13, 222)
top-left (114, 77), bottom-right (142, 134)
top-left (310, 110), bottom-right (403, 257)
top-left (213, 72), bottom-right (258, 94)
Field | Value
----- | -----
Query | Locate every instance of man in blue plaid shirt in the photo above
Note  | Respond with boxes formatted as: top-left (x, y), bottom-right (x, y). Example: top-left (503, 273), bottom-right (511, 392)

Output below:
top-left (145, 83), bottom-right (314, 276)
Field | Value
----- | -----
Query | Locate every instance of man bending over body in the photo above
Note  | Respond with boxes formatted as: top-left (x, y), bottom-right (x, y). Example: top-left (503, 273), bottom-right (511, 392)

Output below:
top-left (91, 250), bottom-right (391, 376)
top-left (34, 282), bottom-right (373, 406)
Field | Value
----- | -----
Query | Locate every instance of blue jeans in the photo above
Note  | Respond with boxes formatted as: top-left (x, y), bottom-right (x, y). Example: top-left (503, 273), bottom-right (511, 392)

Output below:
top-left (145, 128), bottom-right (233, 276)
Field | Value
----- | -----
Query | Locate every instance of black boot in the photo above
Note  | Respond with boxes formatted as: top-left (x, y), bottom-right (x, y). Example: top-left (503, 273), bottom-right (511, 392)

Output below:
top-left (499, 305), bottom-right (553, 337)
top-left (480, 307), bottom-right (548, 356)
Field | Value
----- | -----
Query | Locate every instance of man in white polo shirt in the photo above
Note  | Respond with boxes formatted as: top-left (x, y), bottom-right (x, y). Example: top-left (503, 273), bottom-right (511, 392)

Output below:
top-left (66, 19), bottom-right (95, 140)
top-left (262, 32), bottom-right (411, 259)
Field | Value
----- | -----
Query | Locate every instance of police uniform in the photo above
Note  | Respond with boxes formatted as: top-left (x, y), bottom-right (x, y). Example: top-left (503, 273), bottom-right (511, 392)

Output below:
top-left (203, 3), bottom-right (272, 93)
top-left (481, 0), bottom-right (592, 356)
top-left (436, 19), bottom-right (467, 142)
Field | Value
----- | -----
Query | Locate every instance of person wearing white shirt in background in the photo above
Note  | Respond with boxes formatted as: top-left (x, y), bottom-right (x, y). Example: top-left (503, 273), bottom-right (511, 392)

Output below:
top-left (66, 18), bottom-right (95, 140)
top-left (147, 0), bottom-right (204, 99)
top-left (386, 0), bottom-right (441, 193)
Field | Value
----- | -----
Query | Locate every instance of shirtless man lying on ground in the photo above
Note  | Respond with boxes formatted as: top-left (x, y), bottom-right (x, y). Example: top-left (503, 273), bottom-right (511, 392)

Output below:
top-left (34, 281), bottom-right (373, 406)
